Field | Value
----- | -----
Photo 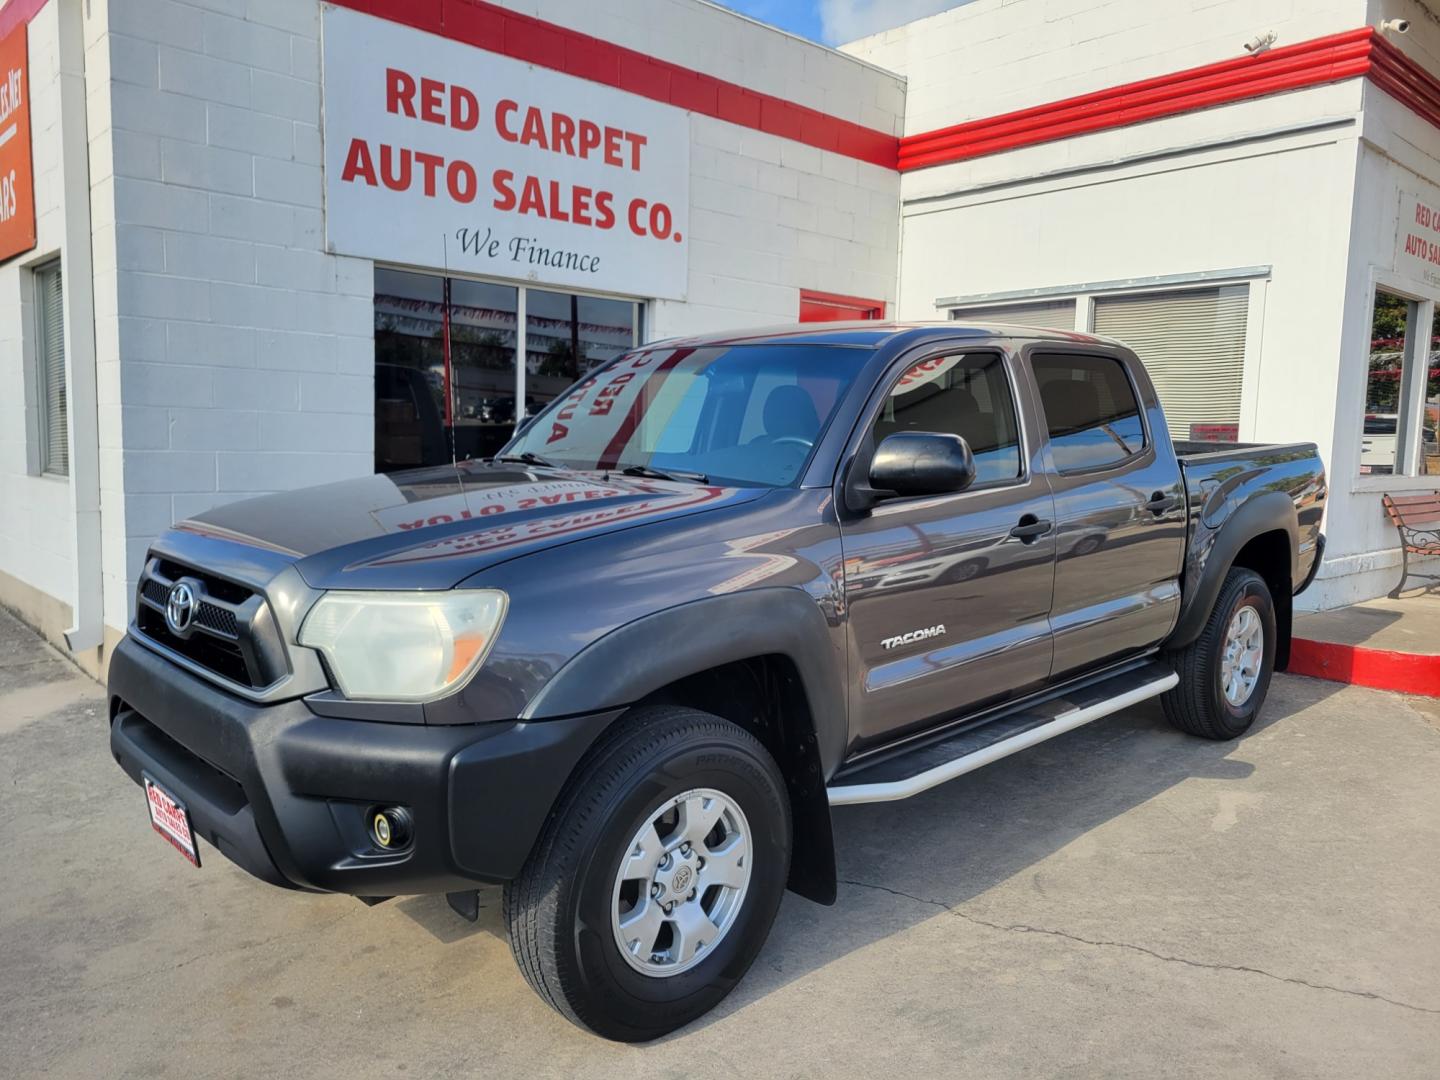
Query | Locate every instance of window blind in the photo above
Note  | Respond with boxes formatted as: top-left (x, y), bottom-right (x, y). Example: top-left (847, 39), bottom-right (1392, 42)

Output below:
top-left (949, 299), bottom-right (1076, 331)
top-left (36, 263), bottom-right (68, 476)
top-left (1092, 285), bottom-right (1248, 439)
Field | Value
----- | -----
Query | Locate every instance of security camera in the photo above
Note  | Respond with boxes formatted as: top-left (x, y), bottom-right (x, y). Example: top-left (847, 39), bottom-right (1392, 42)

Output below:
top-left (1380, 18), bottom-right (1410, 34)
top-left (1242, 30), bottom-right (1278, 55)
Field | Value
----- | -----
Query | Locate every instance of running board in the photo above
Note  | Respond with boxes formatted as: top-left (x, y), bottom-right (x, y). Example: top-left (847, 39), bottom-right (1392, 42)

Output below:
top-left (828, 662), bottom-right (1178, 806)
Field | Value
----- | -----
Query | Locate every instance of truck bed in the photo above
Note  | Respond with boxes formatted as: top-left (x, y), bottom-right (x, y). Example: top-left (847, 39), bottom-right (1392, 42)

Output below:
top-left (1171, 438), bottom-right (1327, 620)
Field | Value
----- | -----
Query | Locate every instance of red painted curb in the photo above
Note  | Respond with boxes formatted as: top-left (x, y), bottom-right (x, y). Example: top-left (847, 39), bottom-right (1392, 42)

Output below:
top-left (1287, 637), bottom-right (1440, 697)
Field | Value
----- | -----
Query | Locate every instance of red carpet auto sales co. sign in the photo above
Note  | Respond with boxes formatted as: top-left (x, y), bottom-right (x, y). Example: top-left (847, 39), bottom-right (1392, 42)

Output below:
top-left (321, 6), bottom-right (690, 300)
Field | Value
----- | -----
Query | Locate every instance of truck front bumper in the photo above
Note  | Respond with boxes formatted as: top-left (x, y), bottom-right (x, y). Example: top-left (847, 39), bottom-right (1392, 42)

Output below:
top-left (107, 634), bottom-right (618, 896)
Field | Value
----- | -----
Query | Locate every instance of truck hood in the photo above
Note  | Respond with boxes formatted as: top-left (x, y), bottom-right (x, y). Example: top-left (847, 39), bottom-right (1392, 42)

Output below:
top-left (175, 461), bottom-right (765, 590)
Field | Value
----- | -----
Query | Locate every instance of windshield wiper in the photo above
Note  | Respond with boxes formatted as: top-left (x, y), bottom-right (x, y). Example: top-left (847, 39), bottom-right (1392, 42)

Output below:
top-left (492, 451), bottom-right (561, 469)
top-left (620, 463), bottom-right (709, 484)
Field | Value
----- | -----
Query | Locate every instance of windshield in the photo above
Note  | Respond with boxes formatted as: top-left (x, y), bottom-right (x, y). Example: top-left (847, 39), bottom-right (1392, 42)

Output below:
top-left (503, 344), bottom-right (869, 487)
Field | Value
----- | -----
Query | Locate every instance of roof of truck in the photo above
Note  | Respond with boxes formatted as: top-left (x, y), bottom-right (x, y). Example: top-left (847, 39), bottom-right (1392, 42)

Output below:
top-left (640, 321), bottom-right (1113, 350)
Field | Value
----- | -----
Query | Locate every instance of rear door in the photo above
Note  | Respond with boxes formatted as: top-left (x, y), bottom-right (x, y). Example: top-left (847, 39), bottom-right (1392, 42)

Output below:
top-left (840, 348), bottom-right (1057, 752)
top-left (1025, 349), bottom-right (1187, 679)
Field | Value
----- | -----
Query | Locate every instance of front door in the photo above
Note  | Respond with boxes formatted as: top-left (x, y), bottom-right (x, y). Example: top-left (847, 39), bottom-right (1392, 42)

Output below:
top-left (841, 349), bottom-right (1057, 753)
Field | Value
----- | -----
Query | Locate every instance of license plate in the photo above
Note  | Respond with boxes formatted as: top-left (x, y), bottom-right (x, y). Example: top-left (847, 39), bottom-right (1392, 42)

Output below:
top-left (144, 774), bottom-right (201, 868)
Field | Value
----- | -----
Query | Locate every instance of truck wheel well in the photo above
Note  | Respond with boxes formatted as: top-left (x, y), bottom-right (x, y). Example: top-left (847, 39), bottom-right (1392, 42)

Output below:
top-left (1230, 530), bottom-right (1293, 670)
top-left (638, 656), bottom-right (837, 905)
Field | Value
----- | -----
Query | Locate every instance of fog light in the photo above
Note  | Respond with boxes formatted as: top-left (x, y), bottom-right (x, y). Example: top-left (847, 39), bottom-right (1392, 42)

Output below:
top-left (371, 807), bottom-right (412, 849)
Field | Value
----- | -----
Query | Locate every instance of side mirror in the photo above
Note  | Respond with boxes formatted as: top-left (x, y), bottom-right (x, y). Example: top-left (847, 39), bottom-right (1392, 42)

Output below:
top-left (866, 431), bottom-right (976, 501)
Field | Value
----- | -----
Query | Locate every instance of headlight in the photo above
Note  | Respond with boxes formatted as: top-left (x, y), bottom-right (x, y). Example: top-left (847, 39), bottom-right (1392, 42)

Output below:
top-left (298, 590), bottom-right (507, 701)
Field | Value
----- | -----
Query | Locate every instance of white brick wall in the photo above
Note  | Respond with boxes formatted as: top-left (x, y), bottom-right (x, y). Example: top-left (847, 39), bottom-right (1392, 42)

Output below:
top-left (651, 110), bottom-right (899, 337)
top-left (0, 3), bottom-right (76, 611)
top-left (496, 0), bottom-right (904, 337)
top-left (101, 0), bottom-right (373, 620)
top-left (525, 0), bottom-right (906, 137)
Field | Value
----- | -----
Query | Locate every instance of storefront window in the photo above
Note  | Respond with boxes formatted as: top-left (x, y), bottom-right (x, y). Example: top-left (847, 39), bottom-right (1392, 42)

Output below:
top-left (374, 269), bottom-right (448, 472)
top-left (525, 289), bottom-right (639, 414)
top-left (372, 269), bottom-right (640, 473)
top-left (449, 278), bottom-right (519, 463)
top-left (1361, 288), bottom-right (1424, 477)
top-left (1426, 305), bottom-right (1440, 477)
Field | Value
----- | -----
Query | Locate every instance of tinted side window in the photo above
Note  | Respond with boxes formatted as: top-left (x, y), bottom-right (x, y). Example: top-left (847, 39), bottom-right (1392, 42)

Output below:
top-left (1032, 353), bottom-right (1146, 471)
top-left (874, 352), bottom-right (1022, 484)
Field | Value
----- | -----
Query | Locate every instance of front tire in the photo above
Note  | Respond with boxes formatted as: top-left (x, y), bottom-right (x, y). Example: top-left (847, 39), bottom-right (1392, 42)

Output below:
top-left (1163, 567), bottom-right (1276, 740)
top-left (502, 705), bottom-right (791, 1042)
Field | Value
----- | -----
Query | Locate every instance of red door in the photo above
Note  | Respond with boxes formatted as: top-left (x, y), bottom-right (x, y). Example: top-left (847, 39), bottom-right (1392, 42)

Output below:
top-left (799, 289), bottom-right (886, 322)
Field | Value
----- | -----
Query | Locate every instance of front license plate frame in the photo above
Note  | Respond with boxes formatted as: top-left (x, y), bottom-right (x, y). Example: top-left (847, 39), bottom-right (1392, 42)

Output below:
top-left (143, 773), bottom-right (201, 868)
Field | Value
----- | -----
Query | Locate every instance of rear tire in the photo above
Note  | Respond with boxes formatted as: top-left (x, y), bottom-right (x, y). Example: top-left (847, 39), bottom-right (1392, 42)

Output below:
top-left (1163, 567), bottom-right (1276, 740)
top-left (502, 705), bottom-right (791, 1042)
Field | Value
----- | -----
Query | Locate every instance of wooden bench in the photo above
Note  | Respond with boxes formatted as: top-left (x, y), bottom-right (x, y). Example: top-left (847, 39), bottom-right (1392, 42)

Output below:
top-left (1383, 492), bottom-right (1440, 597)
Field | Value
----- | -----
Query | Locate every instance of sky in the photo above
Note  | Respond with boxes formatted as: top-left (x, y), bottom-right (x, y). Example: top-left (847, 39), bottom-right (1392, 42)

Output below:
top-left (712, 0), bottom-right (967, 46)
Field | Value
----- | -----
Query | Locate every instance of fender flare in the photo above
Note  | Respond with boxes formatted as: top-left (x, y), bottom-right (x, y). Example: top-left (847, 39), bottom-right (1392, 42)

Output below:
top-left (1169, 490), bottom-right (1298, 650)
top-left (522, 588), bottom-right (847, 905)
top-left (522, 588), bottom-right (845, 759)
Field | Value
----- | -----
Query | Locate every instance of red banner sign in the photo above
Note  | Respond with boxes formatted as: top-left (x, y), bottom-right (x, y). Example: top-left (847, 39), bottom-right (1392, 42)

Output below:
top-left (0, 22), bottom-right (35, 264)
top-left (1189, 422), bottom-right (1240, 442)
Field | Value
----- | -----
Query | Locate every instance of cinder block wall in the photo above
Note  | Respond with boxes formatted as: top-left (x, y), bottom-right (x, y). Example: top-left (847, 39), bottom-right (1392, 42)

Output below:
top-left (0, 2), bottom-right (78, 635)
top-left (514, 0), bottom-right (906, 337)
top-left (97, 0), bottom-right (374, 634)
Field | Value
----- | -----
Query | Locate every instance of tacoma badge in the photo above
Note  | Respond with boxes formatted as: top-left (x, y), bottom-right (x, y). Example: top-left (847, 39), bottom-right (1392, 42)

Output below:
top-left (881, 624), bottom-right (946, 650)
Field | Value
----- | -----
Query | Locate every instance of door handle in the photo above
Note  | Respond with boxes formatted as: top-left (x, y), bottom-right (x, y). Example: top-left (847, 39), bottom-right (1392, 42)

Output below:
top-left (1145, 492), bottom-right (1179, 515)
top-left (1009, 515), bottom-right (1052, 542)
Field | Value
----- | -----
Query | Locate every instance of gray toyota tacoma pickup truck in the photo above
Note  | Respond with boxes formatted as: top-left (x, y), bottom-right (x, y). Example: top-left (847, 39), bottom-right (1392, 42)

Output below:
top-left (108, 323), bottom-right (1326, 1040)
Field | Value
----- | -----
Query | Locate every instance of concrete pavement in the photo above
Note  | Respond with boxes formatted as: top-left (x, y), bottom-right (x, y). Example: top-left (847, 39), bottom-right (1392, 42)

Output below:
top-left (2, 606), bottom-right (1438, 1078)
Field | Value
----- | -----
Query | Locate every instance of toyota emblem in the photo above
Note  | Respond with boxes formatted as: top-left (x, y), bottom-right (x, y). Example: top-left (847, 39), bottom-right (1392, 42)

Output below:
top-left (165, 581), bottom-right (197, 635)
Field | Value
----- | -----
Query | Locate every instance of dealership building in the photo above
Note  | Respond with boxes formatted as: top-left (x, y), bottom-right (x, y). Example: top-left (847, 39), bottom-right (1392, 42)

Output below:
top-left (1, 0), bottom-right (1438, 674)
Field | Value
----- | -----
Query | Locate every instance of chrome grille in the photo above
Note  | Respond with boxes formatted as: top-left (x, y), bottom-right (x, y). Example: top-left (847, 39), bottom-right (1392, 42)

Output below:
top-left (134, 556), bottom-right (287, 690)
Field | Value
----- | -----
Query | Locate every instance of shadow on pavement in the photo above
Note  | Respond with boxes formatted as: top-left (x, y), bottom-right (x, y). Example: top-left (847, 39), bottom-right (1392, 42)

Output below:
top-left (386, 671), bottom-right (1349, 1040)
top-left (677, 674), bottom-right (1350, 1035)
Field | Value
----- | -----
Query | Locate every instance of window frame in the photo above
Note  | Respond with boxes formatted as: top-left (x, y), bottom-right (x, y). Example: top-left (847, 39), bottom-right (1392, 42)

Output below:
top-left (1351, 269), bottom-right (1438, 491)
top-left (856, 346), bottom-right (1032, 502)
top-left (940, 268), bottom-right (1266, 442)
top-left (1025, 346), bottom-right (1154, 479)
top-left (371, 262), bottom-right (645, 473)
top-left (32, 258), bottom-right (68, 479)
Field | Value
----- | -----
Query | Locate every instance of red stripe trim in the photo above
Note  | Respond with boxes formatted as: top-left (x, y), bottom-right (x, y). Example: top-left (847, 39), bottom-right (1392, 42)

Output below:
top-left (1288, 637), bottom-right (1440, 697)
top-left (900, 28), bottom-right (1379, 171)
top-left (0, 0), bottom-right (50, 39)
top-left (1369, 34), bottom-right (1440, 130)
top-left (327, 0), bottom-right (898, 168)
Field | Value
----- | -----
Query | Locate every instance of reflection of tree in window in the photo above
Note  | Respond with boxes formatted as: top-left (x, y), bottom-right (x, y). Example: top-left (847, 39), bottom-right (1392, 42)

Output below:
top-left (1367, 291), bottom-right (1410, 412)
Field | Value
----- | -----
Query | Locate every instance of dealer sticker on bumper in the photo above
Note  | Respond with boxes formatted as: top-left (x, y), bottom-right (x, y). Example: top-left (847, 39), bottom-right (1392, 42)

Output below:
top-left (144, 774), bottom-right (200, 868)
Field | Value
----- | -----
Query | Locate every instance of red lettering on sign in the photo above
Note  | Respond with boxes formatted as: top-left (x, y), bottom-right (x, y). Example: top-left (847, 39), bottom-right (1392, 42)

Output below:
top-left (380, 143), bottom-right (409, 190)
top-left (415, 150), bottom-right (443, 196)
top-left (341, 137), bottom-right (377, 185)
top-left (386, 67), bottom-right (416, 117)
